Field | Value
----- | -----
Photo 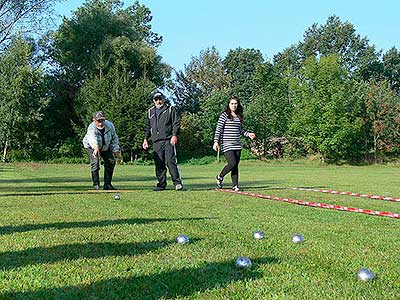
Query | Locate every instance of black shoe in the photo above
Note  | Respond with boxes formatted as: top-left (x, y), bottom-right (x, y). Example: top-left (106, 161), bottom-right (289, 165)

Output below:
top-left (104, 184), bottom-right (115, 190)
top-left (216, 175), bottom-right (223, 189)
top-left (154, 186), bottom-right (166, 191)
top-left (93, 184), bottom-right (101, 190)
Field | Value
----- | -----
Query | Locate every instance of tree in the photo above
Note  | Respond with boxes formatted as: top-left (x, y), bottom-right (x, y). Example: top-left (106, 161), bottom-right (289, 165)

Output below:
top-left (289, 55), bottom-right (365, 161)
top-left (0, 36), bottom-right (48, 161)
top-left (0, 0), bottom-right (59, 46)
top-left (223, 47), bottom-right (264, 105)
top-left (364, 81), bottom-right (400, 160)
top-left (382, 47), bottom-right (400, 94)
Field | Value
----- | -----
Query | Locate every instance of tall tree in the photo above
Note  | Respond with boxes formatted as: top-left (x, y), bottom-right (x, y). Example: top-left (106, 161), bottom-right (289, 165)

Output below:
top-left (223, 47), bottom-right (264, 105)
top-left (0, 36), bottom-right (48, 161)
top-left (0, 0), bottom-right (59, 46)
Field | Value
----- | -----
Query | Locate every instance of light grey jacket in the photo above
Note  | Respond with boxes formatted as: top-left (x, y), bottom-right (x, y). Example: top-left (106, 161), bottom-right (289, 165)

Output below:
top-left (83, 120), bottom-right (120, 152)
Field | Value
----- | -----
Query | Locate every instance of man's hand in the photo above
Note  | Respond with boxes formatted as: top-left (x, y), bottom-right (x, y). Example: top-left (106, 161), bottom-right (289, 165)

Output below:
top-left (142, 139), bottom-right (149, 150)
top-left (213, 142), bottom-right (219, 152)
top-left (92, 147), bottom-right (100, 158)
top-left (170, 135), bottom-right (178, 145)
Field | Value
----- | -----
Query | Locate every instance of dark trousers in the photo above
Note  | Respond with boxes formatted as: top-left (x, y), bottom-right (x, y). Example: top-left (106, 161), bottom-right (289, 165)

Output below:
top-left (219, 150), bottom-right (241, 187)
top-left (85, 148), bottom-right (116, 186)
top-left (153, 140), bottom-right (182, 188)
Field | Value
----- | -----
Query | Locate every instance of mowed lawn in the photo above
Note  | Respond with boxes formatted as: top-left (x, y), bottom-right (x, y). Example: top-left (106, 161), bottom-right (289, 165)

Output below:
top-left (0, 160), bottom-right (399, 300)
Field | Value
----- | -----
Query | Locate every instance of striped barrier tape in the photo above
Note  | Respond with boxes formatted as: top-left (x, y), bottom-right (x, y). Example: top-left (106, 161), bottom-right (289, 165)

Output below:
top-left (292, 188), bottom-right (400, 203)
top-left (216, 189), bottom-right (400, 219)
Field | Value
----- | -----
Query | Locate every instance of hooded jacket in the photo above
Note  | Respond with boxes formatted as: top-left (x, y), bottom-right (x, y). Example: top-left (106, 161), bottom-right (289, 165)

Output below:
top-left (144, 104), bottom-right (180, 143)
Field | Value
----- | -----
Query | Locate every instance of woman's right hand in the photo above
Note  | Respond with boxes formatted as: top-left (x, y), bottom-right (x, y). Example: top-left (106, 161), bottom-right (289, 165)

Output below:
top-left (213, 142), bottom-right (219, 152)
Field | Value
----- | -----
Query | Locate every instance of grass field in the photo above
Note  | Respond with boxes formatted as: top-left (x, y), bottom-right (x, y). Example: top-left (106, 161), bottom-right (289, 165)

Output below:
top-left (0, 160), bottom-right (399, 299)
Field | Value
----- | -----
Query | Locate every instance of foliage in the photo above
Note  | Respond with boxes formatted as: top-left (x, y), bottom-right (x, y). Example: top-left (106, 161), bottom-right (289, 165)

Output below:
top-left (289, 55), bottom-right (365, 161)
top-left (0, 36), bottom-right (49, 161)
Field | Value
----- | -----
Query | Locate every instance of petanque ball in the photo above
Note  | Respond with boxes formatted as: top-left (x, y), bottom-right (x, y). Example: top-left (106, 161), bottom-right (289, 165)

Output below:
top-left (357, 268), bottom-right (375, 282)
top-left (291, 234), bottom-right (305, 244)
top-left (114, 194), bottom-right (121, 200)
top-left (253, 231), bottom-right (266, 240)
top-left (176, 234), bottom-right (190, 244)
top-left (235, 256), bottom-right (252, 269)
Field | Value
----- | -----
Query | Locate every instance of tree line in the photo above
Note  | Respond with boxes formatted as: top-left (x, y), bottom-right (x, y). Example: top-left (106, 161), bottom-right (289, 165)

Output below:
top-left (0, 0), bottom-right (399, 163)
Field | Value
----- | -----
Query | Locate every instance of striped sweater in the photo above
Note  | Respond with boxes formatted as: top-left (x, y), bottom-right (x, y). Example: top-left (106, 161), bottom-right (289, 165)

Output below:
top-left (213, 112), bottom-right (250, 153)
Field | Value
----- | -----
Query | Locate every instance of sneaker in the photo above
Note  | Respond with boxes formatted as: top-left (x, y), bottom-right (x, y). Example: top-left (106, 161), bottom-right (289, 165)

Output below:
top-left (93, 184), bottom-right (101, 190)
top-left (154, 186), bottom-right (166, 191)
top-left (232, 186), bottom-right (240, 192)
top-left (175, 183), bottom-right (183, 191)
top-left (104, 184), bottom-right (115, 190)
top-left (216, 175), bottom-right (223, 189)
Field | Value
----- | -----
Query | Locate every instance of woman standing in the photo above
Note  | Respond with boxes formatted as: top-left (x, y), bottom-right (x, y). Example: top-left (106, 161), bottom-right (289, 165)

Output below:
top-left (213, 96), bottom-right (256, 191)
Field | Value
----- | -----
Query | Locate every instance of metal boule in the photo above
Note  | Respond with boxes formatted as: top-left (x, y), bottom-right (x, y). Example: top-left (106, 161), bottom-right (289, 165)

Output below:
top-left (176, 234), bottom-right (190, 244)
top-left (291, 234), bottom-right (305, 243)
top-left (114, 194), bottom-right (121, 200)
top-left (253, 231), bottom-right (266, 240)
top-left (357, 268), bottom-right (375, 282)
top-left (235, 256), bottom-right (252, 269)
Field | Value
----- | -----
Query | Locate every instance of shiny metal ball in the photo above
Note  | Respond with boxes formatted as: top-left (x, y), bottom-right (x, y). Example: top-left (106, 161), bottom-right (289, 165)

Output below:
top-left (235, 256), bottom-right (252, 269)
top-left (176, 234), bottom-right (190, 244)
top-left (114, 194), bottom-right (121, 200)
top-left (253, 231), bottom-right (266, 240)
top-left (291, 234), bottom-right (305, 243)
top-left (357, 268), bottom-right (375, 281)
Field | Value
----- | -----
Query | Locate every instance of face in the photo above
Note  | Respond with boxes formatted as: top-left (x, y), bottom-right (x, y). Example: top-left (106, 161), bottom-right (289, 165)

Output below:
top-left (153, 97), bottom-right (165, 109)
top-left (94, 119), bottom-right (105, 129)
top-left (229, 99), bottom-right (238, 112)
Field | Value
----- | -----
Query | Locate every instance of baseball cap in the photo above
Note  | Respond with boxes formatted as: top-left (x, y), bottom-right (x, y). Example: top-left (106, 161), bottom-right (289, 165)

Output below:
top-left (153, 91), bottom-right (165, 99)
top-left (93, 111), bottom-right (105, 120)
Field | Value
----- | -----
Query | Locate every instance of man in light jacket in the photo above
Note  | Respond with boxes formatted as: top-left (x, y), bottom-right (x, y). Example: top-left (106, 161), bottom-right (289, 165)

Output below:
top-left (83, 111), bottom-right (120, 190)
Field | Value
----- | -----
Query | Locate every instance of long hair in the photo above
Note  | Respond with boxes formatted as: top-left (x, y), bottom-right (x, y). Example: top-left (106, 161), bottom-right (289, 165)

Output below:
top-left (224, 96), bottom-right (243, 122)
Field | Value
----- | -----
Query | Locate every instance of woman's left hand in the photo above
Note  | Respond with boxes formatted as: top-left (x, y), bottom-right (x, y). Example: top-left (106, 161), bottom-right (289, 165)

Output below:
top-left (249, 133), bottom-right (256, 140)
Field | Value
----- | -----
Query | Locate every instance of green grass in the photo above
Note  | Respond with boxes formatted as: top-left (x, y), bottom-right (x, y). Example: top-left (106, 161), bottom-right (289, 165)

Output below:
top-left (0, 160), bottom-right (399, 299)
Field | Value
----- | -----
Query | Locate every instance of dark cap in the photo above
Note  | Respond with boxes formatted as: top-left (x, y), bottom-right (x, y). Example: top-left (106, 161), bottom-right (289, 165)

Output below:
top-left (153, 91), bottom-right (165, 100)
top-left (93, 111), bottom-right (105, 120)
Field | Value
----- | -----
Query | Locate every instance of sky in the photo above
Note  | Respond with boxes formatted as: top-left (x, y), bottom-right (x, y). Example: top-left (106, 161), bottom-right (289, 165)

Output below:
top-left (54, 0), bottom-right (400, 72)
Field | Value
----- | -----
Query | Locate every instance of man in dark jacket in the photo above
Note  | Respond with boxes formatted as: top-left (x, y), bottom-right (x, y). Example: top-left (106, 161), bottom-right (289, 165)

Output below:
top-left (143, 91), bottom-right (183, 191)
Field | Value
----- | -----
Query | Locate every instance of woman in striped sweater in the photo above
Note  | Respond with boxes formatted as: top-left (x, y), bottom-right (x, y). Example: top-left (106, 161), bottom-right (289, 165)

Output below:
top-left (213, 96), bottom-right (256, 191)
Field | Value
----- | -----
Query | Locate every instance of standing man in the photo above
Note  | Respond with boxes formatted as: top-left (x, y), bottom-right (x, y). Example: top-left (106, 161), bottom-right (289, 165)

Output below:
top-left (83, 111), bottom-right (120, 190)
top-left (143, 91), bottom-right (183, 191)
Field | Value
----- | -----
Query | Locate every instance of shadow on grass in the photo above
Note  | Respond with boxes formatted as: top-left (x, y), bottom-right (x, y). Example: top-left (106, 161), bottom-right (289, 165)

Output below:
top-left (184, 180), bottom-right (283, 191)
top-left (0, 257), bottom-right (278, 300)
top-left (0, 217), bottom-right (215, 236)
top-left (0, 239), bottom-right (182, 271)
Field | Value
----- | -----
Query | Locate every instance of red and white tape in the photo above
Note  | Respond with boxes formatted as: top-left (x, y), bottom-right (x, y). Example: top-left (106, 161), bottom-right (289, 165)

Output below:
top-left (216, 189), bottom-right (400, 219)
top-left (292, 188), bottom-right (400, 202)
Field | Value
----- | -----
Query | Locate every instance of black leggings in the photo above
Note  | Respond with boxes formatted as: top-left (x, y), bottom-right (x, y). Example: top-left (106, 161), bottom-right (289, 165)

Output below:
top-left (219, 150), bottom-right (241, 187)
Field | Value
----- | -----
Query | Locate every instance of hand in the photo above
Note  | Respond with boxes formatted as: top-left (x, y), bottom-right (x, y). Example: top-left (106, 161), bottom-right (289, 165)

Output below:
top-left (92, 147), bottom-right (100, 158)
top-left (113, 151), bottom-right (120, 157)
top-left (142, 139), bottom-right (149, 150)
top-left (213, 142), bottom-right (219, 152)
top-left (249, 133), bottom-right (256, 140)
top-left (170, 135), bottom-right (178, 145)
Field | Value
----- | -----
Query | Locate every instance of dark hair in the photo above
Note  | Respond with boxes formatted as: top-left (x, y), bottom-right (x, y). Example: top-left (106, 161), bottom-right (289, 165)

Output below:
top-left (224, 96), bottom-right (243, 121)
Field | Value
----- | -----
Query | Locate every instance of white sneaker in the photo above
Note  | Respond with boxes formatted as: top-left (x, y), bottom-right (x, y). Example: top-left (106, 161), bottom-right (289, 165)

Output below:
top-left (175, 183), bottom-right (183, 191)
top-left (232, 186), bottom-right (240, 192)
top-left (216, 175), bottom-right (223, 188)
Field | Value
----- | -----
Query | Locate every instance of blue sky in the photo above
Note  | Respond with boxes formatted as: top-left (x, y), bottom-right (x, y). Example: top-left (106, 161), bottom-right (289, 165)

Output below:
top-left (55, 0), bottom-right (400, 71)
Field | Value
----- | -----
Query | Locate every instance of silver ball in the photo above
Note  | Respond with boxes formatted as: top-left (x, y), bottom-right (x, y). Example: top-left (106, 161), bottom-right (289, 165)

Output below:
top-left (235, 256), bottom-right (252, 269)
top-left (253, 231), bottom-right (266, 240)
top-left (291, 234), bottom-right (305, 244)
top-left (357, 268), bottom-right (375, 282)
top-left (114, 194), bottom-right (121, 200)
top-left (176, 234), bottom-right (190, 244)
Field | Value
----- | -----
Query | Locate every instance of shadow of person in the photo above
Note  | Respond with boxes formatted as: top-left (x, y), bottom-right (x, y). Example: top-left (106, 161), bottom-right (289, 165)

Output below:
top-left (1, 257), bottom-right (278, 299)
top-left (0, 217), bottom-right (216, 236)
